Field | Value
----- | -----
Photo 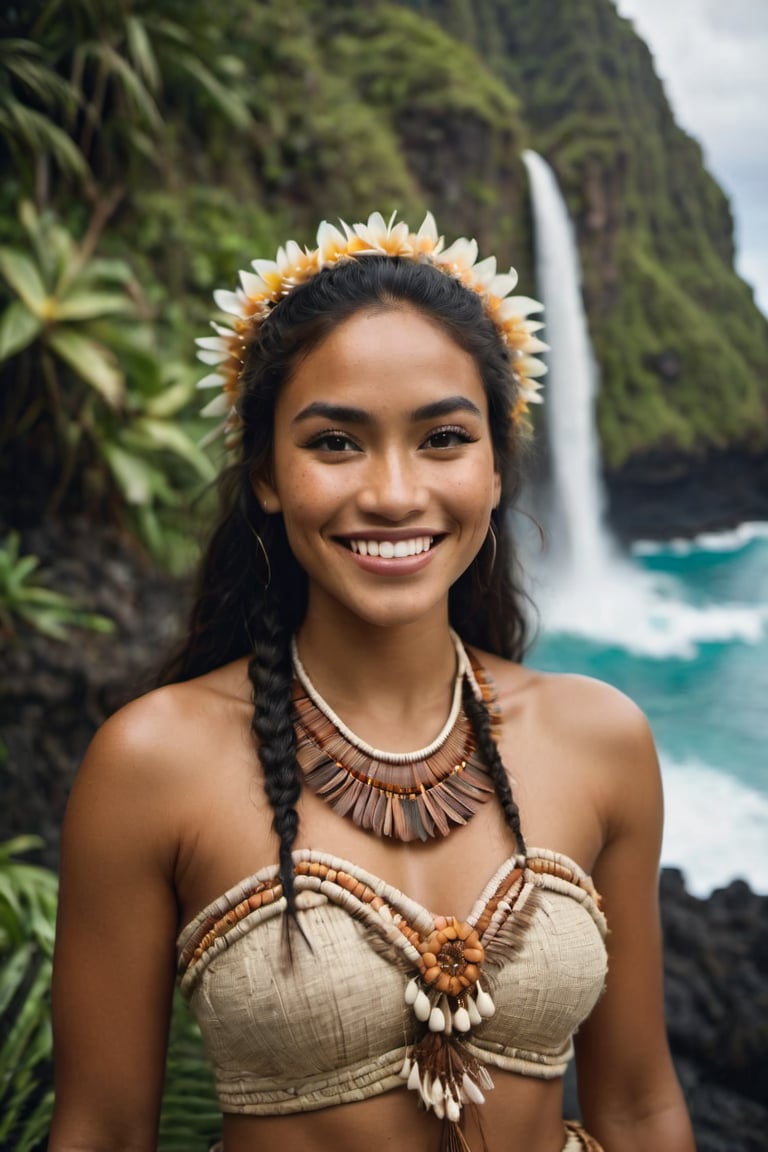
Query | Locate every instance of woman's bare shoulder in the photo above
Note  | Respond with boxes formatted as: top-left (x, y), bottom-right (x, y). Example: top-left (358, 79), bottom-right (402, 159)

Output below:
top-left (80, 659), bottom-right (253, 788)
top-left (478, 650), bottom-right (656, 769)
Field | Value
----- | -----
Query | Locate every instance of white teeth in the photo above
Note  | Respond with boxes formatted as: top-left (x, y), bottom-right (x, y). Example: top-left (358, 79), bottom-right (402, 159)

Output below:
top-left (349, 536), bottom-right (433, 557)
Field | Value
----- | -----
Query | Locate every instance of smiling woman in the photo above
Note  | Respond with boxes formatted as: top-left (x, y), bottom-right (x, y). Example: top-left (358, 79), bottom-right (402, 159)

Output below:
top-left (49, 214), bottom-right (694, 1152)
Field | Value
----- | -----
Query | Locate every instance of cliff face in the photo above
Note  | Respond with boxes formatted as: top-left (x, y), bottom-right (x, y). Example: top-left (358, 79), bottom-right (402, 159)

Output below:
top-left (400, 0), bottom-right (768, 534)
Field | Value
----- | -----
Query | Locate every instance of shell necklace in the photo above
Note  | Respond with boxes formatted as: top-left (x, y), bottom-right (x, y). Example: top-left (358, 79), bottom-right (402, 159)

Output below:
top-left (291, 630), bottom-right (500, 842)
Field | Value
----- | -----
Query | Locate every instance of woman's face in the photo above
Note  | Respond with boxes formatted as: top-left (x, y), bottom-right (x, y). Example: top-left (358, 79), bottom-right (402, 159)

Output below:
top-left (256, 306), bottom-right (501, 632)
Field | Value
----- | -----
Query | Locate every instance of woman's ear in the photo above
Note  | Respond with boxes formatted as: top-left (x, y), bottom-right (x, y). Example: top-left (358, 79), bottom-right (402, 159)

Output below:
top-left (252, 472), bottom-right (281, 514)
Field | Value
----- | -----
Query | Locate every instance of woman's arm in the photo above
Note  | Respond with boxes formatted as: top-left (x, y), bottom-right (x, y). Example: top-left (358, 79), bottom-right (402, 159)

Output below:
top-left (574, 696), bottom-right (695, 1152)
top-left (49, 697), bottom-right (182, 1152)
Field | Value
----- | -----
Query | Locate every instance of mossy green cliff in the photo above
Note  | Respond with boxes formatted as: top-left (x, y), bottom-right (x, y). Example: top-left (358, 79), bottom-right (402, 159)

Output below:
top-left (406, 0), bottom-right (768, 479)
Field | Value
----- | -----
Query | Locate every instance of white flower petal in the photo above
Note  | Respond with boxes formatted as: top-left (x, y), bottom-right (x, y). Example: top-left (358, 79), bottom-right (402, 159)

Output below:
top-left (213, 288), bottom-right (245, 317)
top-left (520, 355), bottom-right (548, 378)
top-left (389, 220), bottom-right (411, 247)
top-left (524, 335), bottom-right (550, 353)
top-left (417, 211), bottom-right (439, 242)
top-left (196, 349), bottom-right (228, 365)
top-left (240, 270), bottom-right (269, 297)
top-left (200, 392), bottom-right (232, 417)
top-left (522, 319), bottom-right (545, 334)
top-left (488, 272), bottom-right (518, 298)
top-left (196, 372), bottom-right (225, 390)
top-left (365, 211), bottom-right (388, 234)
top-left (284, 239), bottom-right (303, 265)
top-left (471, 255), bottom-right (497, 286)
top-left (436, 236), bottom-right (478, 269)
top-left (317, 220), bottom-right (347, 257)
top-left (498, 295), bottom-right (544, 319)
top-left (252, 258), bottom-right (280, 279)
top-left (195, 336), bottom-right (228, 352)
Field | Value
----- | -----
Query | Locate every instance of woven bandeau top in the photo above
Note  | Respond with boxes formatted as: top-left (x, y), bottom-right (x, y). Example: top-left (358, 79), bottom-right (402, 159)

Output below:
top-left (177, 848), bottom-right (607, 1115)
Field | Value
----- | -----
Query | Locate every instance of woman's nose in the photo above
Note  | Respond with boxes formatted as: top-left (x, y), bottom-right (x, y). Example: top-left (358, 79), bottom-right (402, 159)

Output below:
top-left (356, 449), bottom-right (428, 520)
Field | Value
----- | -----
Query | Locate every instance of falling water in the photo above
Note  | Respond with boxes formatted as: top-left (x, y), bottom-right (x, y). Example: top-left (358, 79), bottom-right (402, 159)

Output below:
top-left (521, 149), bottom-right (615, 580)
top-left (521, 150), bottom-right (766, 653)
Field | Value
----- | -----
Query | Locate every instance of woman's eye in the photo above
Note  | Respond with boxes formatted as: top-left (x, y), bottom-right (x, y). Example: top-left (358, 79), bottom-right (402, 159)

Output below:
top-left (424, 427), bottom-right (475, 450)
top-left (308, 431), bottom-right (359, 452)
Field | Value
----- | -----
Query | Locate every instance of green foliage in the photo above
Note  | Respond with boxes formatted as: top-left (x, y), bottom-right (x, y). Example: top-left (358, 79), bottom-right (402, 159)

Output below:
top-left (158, 993), bottom-right (220, 1151)
top-left (0, 202), bottom-right (215, 568)
top-left (0, 838), bottom-right (57, 1151)
top-left (0, 838), bottom-right (219, 1151)
top-left (0, 531), bottom-right (113, 640)
top-left (0, 200), bottom-right (137, 406)
top-left (0, 35), bottom-right (87, 192)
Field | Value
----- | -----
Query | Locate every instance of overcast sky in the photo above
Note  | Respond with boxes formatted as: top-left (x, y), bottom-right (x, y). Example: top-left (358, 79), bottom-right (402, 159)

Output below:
top-left (613, 0), bottom-right (768, 316)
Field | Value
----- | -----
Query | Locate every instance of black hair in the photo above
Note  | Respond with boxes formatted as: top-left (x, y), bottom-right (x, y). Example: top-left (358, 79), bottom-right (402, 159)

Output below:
top-left (162, 255), bottom-right (531, 924)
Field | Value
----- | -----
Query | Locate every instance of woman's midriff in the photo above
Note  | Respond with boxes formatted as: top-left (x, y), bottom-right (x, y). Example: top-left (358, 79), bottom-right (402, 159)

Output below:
top-left (221, 1073), bottom-right (566, 1152)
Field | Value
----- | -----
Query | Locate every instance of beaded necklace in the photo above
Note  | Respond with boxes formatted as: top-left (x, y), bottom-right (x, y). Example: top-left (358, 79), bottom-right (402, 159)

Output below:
top-left (291, 632), bottom-right (500, 842)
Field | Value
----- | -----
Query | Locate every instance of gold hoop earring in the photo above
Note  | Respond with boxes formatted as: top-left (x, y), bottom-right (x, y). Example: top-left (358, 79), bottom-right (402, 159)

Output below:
top-left (486, 522), bottom-right (497, 576)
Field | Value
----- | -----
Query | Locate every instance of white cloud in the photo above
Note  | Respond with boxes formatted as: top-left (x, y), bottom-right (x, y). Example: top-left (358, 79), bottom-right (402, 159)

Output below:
top-left (613, 0), bottom-right (768, 313)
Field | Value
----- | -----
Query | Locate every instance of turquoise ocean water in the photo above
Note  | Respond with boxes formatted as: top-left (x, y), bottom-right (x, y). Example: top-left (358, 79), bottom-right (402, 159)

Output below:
top-left (530, 523), bottom-right (768, 896)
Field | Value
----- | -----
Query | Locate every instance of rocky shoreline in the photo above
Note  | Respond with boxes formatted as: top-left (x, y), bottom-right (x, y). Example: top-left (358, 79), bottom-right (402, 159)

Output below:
top-left (1, 517), bottom-right (766, 1150)
top-left (604, 446), bottom-right (768, 543)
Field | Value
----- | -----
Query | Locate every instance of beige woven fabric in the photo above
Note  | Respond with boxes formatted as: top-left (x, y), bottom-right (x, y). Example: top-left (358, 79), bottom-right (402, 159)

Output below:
top-left (178, 848), bottom-right (607, 1116)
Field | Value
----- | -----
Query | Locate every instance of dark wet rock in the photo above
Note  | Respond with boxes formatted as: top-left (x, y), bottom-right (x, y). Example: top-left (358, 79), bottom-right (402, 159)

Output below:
top-left (605, 447), bottom-right (768, 542)
top-left (0, 518), bottom-right (188, 870)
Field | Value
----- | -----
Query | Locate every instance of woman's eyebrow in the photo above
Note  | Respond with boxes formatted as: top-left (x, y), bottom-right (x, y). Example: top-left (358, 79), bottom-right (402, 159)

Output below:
top-left (293, 395), bottom-right (482, 426)
top-left (411, 396), bottom-right (482, 421)
top-left (293, 402), bottom-right (371, 425)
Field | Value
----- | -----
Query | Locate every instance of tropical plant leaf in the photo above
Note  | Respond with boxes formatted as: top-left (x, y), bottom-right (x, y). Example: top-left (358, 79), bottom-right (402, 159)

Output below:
top-left (125, 14), bottom-right (161, 94)
top-left (47, 327), bottom-right (124, 406)
top-left (174, 51), bottom-right (251, 129)
top-left (0, 301), bottom-right (43, 361)
top-left (79, 42), bottom-right (163, 132)
top-left (0, 39), bottom-right (79, 112)
top-left (101, 442), bottom-right (165, 505)
top-left (0, 248), bottom-right (49, 314)
top-left (132, 418), bottom-right (217, 480)
top-left (0, 103), bottom-right (88, 180)
top-left (143, 375), bottom-right (196, 418)
top-left (54, 290), bottom-right (136, 321)
top-left (0, 840), bottom-right (57, 1149)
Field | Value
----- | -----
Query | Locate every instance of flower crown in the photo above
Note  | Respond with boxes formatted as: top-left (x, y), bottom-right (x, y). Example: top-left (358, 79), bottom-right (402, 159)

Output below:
top-left (196, 211), bottom-right (547, 447)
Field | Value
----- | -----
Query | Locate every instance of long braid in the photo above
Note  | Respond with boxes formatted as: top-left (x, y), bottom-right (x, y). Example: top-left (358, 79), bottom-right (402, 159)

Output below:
top-left (247, 592), bottom-right (307, 945)
top-left (462, 675), bottom-right (527, 857)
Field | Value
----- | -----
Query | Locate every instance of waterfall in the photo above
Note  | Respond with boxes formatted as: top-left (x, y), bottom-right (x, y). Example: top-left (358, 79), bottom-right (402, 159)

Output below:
top-left (519, 149), bottom-right (663, 642)
top-left (519, 152), bottom-right (766, 661)
top-left (521, 149), bottom-right (616, 581)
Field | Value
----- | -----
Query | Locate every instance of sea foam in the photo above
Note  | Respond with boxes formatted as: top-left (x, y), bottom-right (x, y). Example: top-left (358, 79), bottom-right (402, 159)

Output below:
top-left (634, 521), bottom-right (768, 557)
top-left (661, 754), bottom-right (768, 896)
top-left (535, 557), bottom-right (767, 659)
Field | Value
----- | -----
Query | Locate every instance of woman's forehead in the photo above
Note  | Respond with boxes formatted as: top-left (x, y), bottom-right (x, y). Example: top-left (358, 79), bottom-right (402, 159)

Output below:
top-left (279, 307), bottom-right (488, 415)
